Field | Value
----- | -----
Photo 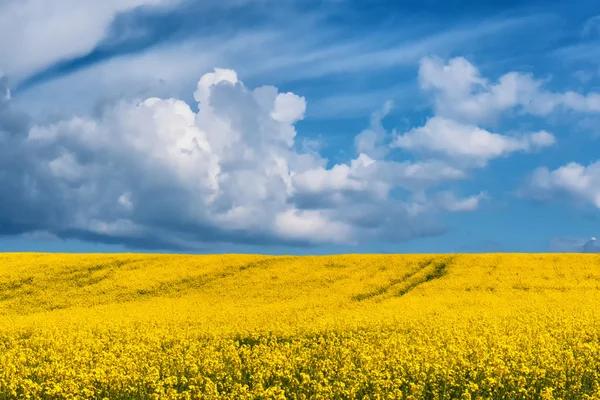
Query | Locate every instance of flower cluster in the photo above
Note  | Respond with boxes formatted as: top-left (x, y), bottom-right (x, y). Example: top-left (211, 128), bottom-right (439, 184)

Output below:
top-left (0, 253), bottom-right (599, 399)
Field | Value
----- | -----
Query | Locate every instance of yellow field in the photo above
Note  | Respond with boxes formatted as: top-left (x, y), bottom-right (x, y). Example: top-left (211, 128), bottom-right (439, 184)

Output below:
top-left (1, 253), bottom-right (600, 399)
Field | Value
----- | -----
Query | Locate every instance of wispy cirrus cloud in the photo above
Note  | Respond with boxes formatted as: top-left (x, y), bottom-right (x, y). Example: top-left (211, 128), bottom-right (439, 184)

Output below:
top-left (10, 0), bottom-right (549, 97)
top-left (14, 0), bottom-right (289, 92)
top-left (10, 8), bottom-right (555, 122)
top-left (0, 0), bottom-right (175, 80)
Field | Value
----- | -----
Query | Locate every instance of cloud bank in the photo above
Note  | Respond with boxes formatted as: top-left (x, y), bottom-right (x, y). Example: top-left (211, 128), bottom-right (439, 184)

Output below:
top-left (1, 66), bottom-right (484, 249)
top-left (415, 56), bottom-right (600, 217)
top-left (4, 53), bottom-right (600, 250)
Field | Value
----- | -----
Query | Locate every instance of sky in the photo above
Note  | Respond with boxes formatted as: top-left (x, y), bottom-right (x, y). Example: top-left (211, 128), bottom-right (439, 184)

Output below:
top-left (0, 0), bottom-right (600, 254)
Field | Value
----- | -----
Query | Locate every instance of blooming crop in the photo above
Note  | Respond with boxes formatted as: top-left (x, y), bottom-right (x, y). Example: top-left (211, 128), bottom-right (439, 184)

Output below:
top-left (0, 253), bottom-right (600, 399)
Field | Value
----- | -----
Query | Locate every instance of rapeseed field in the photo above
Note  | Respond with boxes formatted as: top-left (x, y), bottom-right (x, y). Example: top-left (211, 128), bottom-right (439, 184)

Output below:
top-left (1, 253), bottom-right (600, 399)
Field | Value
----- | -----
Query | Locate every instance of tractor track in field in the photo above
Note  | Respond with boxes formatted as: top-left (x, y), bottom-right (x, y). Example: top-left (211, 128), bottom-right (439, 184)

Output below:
top-left (352, 257), bottom-right (454, 302)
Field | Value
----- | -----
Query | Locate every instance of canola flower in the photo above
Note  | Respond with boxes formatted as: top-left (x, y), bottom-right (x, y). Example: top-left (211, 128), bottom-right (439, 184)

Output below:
top-left (0, 253), bottom-right (600, 399)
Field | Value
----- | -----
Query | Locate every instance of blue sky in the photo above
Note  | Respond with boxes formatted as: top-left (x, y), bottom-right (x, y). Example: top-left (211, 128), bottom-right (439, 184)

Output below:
top-left (0, 0), bottom-right (599, 254)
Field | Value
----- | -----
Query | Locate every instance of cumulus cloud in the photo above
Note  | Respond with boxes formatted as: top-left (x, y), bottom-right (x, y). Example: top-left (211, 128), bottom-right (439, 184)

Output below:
top-left (520, 161), bottom-right (600, 208)
top-left (419, 56), bottom-right (600, 124)
top-left (290, 152), bottom-right (469, 212)
top-left (379, 57), bottom-right (561, 177)
top-left (21, 71), bottom-right (313, 246)
top-left (435, 191), bottom-right (488, 212)
top-left (354, 100), bottom-right (394, 159)
top-left (273, 209), bottom-right (355, 245)
top-left (393, 117), bottom-right (555, 166)
top-left (1, 55), bottom-right (573, 250)
top-left (0, 68), bottom-right (475, 249)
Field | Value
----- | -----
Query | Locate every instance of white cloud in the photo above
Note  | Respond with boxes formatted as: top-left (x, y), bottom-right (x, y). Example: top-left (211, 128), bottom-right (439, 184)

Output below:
top-left (416, 56), bottom-right (600, 218)
top-left (271, 92), bottom-right (307, 125)
top-left (419, 56), bottom-right (600, 124)
top-left (10, 10), bottom-right (543, 120)
top-left (248, 14), bottom-right (540, 84)
top-left (529, 130), bottom-right (556, 147)
top-left (392, 117), bottom-right (555, 166)
top-left (292, 154), bottom-right (377, 196)
top-left (291, 153), bottom-right (468, 210)
top-left (1, 50), bottom-right (578, 250)
top-left (436, 191), bottom-right (488, 212)
top-left (354, 101), bottom-right (394, 159)
top-left (193, 68), bottom-right (239, 104)
top-left (274, 209), bottom-right (354, 245)
top-left (0, 0), bottom-right (174, 79)
top-left (2, 68), bottom-right (475, 248)
top-left (522, 161), bottom-right (600, 208)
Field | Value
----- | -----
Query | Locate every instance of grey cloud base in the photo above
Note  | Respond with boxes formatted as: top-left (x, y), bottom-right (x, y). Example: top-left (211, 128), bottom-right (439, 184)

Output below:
top-left (0, 70), bottom-right (455, 250)
top-left (4, 54), bottom-right (591, 251)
